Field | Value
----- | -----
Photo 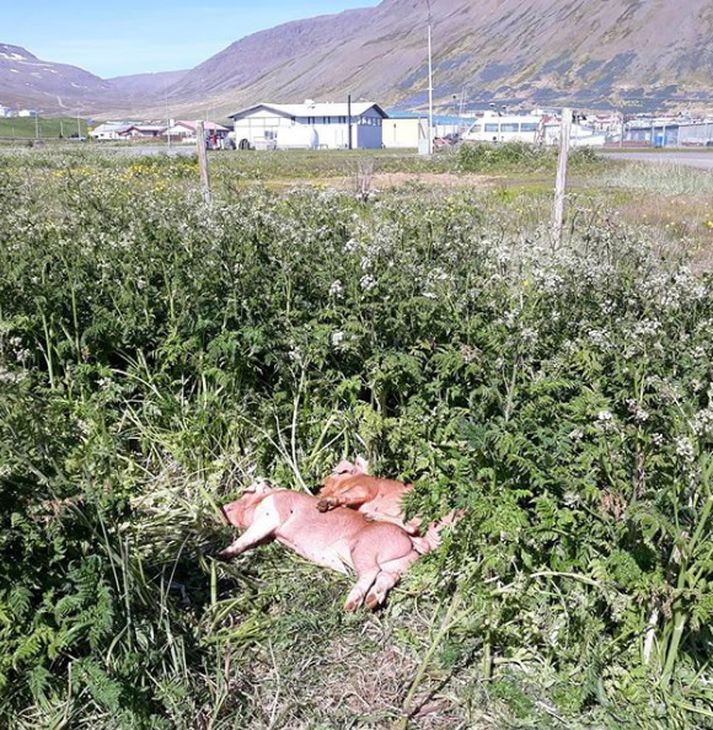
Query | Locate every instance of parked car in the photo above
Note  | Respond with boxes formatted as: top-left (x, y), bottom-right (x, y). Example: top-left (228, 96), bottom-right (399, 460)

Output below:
top-left (433, 132), bottom-right (461, 151)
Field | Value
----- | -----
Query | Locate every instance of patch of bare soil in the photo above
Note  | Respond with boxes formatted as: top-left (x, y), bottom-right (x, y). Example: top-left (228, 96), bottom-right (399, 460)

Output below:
top-left (234, 610), bottom-right (498, 729)
top-left (265, 172), bottom-right (494, 191)
top-left (367, 172), bottom-right (495, 189)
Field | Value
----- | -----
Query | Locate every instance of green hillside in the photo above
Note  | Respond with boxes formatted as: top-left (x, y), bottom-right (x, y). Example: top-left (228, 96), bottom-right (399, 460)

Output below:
top-left (0, 115), bottom-right (89, 140)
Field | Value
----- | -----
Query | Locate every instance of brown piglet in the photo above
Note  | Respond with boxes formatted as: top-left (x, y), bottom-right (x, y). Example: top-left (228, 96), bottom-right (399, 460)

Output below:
top-left (316, 457), bottom-right (422, 534)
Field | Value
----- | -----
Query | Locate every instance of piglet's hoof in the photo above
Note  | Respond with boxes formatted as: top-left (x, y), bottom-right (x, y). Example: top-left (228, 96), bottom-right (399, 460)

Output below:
top-left (365, 592), bottom-right (382, 610)
top-left (215, 549), bottom-right (235, 562)
top-left (316, 499), bottom-right (331, 512)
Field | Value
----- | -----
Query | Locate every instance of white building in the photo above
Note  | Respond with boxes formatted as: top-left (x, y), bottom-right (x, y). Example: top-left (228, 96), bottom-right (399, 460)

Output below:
top-left (17, 109), bottom-right (38, 118)
top-left (163, 120), bottom-right (230, 144)
top-left (118, 124), bottom-right (166, 140)
top-left (227, 101), bottom-right (387, 150)
top-left (89, 122), bottom-right (133, 141)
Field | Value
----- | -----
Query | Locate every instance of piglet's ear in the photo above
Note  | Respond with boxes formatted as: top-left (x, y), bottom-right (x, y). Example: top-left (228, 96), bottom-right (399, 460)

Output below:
top-left (354, 456), bottom-right (369, 474)
top-left (243, 478), bottom-right (270, 495)
top-left (253, 478), bottom-right (272, 494)
top-left (333, 459), bottom-right (356, 475)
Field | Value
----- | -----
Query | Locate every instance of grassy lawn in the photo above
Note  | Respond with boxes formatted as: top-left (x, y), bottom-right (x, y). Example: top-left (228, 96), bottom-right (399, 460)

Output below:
top-left (0, 115), bottom-right (89, 141)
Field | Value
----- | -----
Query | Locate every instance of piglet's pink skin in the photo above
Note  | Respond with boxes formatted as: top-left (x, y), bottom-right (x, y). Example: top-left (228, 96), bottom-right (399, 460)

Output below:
top-left (317, 459), bottom-right (464, 548)
top-left (219, 480), bottom-right (438, 612)
top-left (317, 458), bottom-right (421, 535)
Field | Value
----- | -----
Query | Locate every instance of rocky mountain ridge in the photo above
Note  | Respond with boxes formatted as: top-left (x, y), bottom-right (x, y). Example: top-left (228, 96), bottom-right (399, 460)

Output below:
top-left (3, 0), bottom-right (713, 118)
top-left (165, 0), bottom-right (712, 115)
top-left (0, 43), bottom-right (112, 112)
top-left (0, 43), bottom-right (187, 114)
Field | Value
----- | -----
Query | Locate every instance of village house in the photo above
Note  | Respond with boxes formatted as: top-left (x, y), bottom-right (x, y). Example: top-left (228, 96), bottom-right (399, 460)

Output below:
top-left (89, 122), bottom-right (134, 141)
top-left (381, 113), bottom-right (426, 149)
top-left (227, 101), bottom-right (387, 150)
top-left (90, 122), bottom-right (181, 141)
top-left (163, 120), bottom-right (231, 144)
top-left (118, 124), bottom-right (165, 140)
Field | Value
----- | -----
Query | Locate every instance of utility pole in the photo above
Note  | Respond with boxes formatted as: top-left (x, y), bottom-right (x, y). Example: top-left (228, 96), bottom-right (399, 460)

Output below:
top-left (165, 88), bottom-right (171, 150)
top-left (458, 87), bottom-right (466, 133)
top-left (35, 113), bottom-right (39, 140)
top-left (426, 0), bottom-right (433, 154)
top-left (347, 94), bottom-right (353, 150)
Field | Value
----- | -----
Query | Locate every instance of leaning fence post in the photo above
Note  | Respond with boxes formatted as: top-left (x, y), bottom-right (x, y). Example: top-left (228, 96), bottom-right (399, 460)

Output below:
top-left (551, 107), bottom-right (571, 247)
top-left (195, 120), bottom-right (211, 203)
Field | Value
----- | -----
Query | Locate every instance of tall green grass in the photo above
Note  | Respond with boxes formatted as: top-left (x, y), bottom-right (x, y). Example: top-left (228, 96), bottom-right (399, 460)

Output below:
top-left (0, 149), bottom-right (712, 727)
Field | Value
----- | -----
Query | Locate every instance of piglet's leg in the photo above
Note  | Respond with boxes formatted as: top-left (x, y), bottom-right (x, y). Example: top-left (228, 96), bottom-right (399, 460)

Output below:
top-left (345, 568), bottom-right (379, 612)
top-left (317, 484), bottom-right (372, 512)
top-left (365, 550), bottom-right (420, 609)
top-left (218, 499), bottom-right (281, 560)
top-left (344, 549), bottom-right (381, 612)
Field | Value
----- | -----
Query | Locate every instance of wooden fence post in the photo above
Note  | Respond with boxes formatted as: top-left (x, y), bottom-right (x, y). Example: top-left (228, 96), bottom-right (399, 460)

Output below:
top-left (551, 108), bottom-right (571, 248)
top-left (195, 120), bottom-right (211, 203)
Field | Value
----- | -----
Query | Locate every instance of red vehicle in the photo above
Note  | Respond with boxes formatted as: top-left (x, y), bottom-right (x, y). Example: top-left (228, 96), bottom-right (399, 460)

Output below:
top-left (433, 132), bottom-right (461, 150)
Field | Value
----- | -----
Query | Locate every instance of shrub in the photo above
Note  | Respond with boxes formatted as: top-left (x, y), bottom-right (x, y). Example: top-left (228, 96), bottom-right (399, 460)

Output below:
top-left (457, 140), bottom-right (600, 173)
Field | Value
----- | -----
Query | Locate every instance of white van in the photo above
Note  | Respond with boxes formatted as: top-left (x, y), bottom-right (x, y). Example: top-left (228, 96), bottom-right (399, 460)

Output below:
top-left (462, 112), bottom-right (544, 144)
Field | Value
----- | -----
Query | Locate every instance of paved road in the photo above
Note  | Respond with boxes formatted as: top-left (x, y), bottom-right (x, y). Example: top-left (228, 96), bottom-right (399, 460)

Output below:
top-left (602, 150), bottom-right (713, 170)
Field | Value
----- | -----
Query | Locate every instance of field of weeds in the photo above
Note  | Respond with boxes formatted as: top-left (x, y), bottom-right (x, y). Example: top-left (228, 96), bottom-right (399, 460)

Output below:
top-left (1, 145), bottom-right (713, 728)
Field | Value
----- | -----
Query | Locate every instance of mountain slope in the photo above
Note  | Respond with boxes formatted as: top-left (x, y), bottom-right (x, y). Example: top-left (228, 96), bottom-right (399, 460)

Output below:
top-left (3, 0), bottom-right (713, 117)
top-left (0, 44), bottom-right (186, 114)
top-left (163, 0), bottom-right (713, 114)
top-left (0, 44), bottom-right (113, 111)
top-left (169, 7), bottom-right (374, 101)
top-left (107, 70), bottom-right (189, 101)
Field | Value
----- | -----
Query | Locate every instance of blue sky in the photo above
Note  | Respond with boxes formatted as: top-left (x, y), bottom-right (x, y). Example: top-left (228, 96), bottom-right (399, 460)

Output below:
top-left (4, 1), bottom-right (380, 78)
